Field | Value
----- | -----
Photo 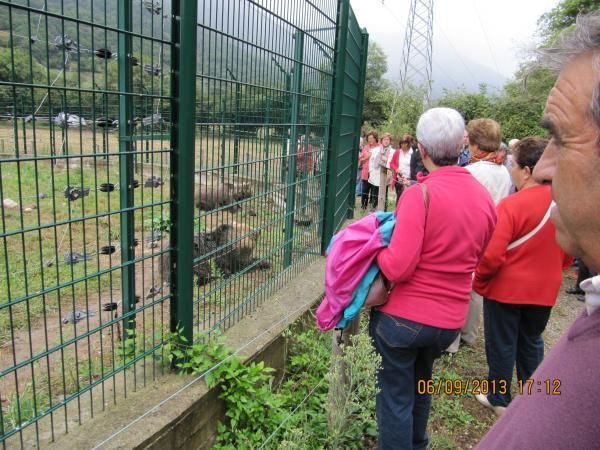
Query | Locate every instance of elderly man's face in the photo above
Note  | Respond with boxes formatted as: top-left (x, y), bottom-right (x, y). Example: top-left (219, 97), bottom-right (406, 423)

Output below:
top-left (463, 130), bottom-right (469, 147)
top-left (534, 51), bottom-right (600, 271)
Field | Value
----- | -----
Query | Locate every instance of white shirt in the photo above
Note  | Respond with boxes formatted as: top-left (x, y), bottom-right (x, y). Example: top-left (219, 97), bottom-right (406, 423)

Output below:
top-left (368, 145), bottom-right (383, 187)
top-left (397, 148), bottom-right (413, 179)
top-left (467, 161), bottom-right (511, 205)
top-left (581, 275), bottom-right (600, 315)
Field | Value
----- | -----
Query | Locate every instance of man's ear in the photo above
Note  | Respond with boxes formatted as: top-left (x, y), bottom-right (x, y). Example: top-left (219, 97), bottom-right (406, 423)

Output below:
top-left (418, 143), bottom-right (428, 160)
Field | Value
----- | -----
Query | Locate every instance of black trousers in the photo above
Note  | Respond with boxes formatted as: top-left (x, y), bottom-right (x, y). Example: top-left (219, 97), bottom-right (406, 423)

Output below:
top-left (360, 180), bottom-right (379, 209)
top-left (483, 298), bottom-right (552, 407)
top-left (395, 180), bottom-right (404, 205)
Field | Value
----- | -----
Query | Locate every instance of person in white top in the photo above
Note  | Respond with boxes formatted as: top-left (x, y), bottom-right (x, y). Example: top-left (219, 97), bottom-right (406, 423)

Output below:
top-left (388, 133), bottom-right (414, 204)
top-left (464, 119), bottom-right (511, 204)
top-left (446, 118), bottom-right (511, 354)
top-left (367, 141), bottom-right (383, 210)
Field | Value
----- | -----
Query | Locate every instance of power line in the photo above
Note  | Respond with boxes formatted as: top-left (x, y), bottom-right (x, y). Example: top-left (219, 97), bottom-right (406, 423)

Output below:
top-left (435, 22), bottom-right (481, 87)
top-left (472, 0), bottom-right (503, 76)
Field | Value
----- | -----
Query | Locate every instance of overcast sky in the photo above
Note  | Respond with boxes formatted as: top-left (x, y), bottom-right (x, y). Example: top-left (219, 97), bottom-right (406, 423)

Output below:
top-left (350, 0), bottom-right (560, 94)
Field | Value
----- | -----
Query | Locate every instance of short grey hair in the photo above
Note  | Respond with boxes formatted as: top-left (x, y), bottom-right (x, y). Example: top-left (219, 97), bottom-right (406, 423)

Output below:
top-left (416, 107), bottom-right (465, 166)
top-left (537, 13), bottom-right (600, 133)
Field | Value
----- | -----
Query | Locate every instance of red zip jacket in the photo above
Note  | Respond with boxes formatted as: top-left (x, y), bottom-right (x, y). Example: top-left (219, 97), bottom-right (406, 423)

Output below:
top-left (473, 184), bottom-right (572, 306)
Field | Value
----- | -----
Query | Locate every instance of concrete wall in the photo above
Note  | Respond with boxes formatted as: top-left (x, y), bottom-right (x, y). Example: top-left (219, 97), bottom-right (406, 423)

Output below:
top-left (45, 258), bottom-right (325, 450)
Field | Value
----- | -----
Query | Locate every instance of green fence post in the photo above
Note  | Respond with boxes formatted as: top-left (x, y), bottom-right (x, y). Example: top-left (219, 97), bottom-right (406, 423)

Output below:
top-left (322, 0), bottom-right (350, 254)
top-left (283, 30), bottom-right (304, 268)
top-left (234, 81), bottom-right (241, 175)
top-left (279, 72), bottom-right (291, 184)
top-left (220, 97), bottom-right (226, 183)
top-left (118, 0), bottom-right (136, 339)
top-left (169, 0), bottom-right (197, 344)
top-left (225, 68), bottom-right (240, 176)
top-left (347, 30), bottom-right (369, 219)
top-left (263, 102), bottom-right (271, 188)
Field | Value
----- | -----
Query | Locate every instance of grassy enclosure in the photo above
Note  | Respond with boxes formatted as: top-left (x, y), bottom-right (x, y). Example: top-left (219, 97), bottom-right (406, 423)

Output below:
top-left (0, 0), bottom-right (367, 446)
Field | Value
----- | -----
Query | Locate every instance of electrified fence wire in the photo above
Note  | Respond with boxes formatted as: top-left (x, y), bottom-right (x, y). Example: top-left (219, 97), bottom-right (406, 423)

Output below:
top-left (91, 297), bottom-right (314, 449)
top-left (259, 378), bottom-right (326, 449)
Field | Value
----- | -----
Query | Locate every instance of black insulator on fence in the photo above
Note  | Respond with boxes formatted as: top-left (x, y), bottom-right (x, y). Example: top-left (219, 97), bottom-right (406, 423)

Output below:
top-left (99, 183), bottom-right (115, 192)
top-left (94, 48), bottom-right (114, 59)
top-left (102, 302), bottom-right (118, 312)
top-left (54, 34), bottom-right (78, 53)
top-left (146, 286), bottom-right (162, 299)
top-left (144, 176), bottom-right (163, 188)
top-left (295, 217), bottom-right (313, 227)
top-left (132, 180), bottom-right (140, 189)
top-left (64, 185), bottom-right (90, 201)
top-left (96, 117), bottom-right (118, 128)
top-left (100, 245), bottom-right (116, 255)
top-left (130, 56), bottom-right (139, 66)
top-left (133, 238), bottom-right (140, 247)
top-left (135, 295), bottom-right (141, 304)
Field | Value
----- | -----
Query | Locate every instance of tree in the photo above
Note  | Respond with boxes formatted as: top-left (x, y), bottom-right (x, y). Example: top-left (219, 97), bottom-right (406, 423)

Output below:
top-left (0, 48), bottom-right (45, 113)
top-left (379, 83), bottom-right (425, 139)
top-left (434, 84), bottom-right (494, 122)
top-left (362, 41), bottom-right (392, 127)
top-left (538, 0), bottom-right (600, 44)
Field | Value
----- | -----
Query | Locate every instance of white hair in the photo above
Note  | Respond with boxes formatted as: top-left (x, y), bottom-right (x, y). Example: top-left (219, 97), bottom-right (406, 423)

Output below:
top-left (508, 138), bottom-right (520, 147)
top-left (416, 107), bottom-right (465, 166)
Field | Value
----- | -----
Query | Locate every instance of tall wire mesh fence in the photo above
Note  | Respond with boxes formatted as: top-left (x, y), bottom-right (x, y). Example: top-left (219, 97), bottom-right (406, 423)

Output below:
top-left (0, 0), bottom-right (367, 447)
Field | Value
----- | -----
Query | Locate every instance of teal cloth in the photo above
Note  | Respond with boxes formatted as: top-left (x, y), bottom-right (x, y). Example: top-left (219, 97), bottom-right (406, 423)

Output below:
top-left (336, 212), bottom-right (395, 329)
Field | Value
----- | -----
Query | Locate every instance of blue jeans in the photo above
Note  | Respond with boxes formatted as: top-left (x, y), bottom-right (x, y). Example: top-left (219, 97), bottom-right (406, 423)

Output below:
top-left (483, 298), bottom-right (552, 407)
top-left (369, 311), bottom-right (459, 450)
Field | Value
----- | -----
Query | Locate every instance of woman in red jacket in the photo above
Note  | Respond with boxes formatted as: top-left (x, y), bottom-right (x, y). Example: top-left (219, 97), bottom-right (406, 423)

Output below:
top-left (473, 137), bottom-right (573, 415)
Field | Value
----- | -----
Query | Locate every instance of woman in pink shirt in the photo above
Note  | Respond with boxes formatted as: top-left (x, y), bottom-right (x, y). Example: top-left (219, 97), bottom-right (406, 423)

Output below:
top-left (359, 131), bottom-right (379, 210)
top-left (370, 108), bottom-right (497, 450)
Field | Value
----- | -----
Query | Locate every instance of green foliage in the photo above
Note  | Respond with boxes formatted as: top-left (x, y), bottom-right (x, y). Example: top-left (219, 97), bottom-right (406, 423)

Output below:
top-left (164, 321), bottom-right (380, 448)
top-left (0, 47), bottom-right (46, 108)
top-left (0, 47), bottom-right (44, 83)
top-left (429, 434), bottom-right (456, 450)
top-left (538, 0), bottom-right (600, 44)
top-left (378, 83), bottom-right (426, 140)
top-left (144, 215), bottom-right (171, 232)
top-left (325, 331), bottom-right (381, 449)
top-left (431, 397), bottom-right (474, 428)
top-left (434, 84), bottom-right (494, 122)
top-left (5, 383), bottom-right (50, 430)
top-left (363, 42), bottom-right (393, 126)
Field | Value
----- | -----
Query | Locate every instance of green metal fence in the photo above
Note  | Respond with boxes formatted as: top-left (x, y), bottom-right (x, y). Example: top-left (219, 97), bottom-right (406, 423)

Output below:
top-left (0, 0), bottom-right (367, 446)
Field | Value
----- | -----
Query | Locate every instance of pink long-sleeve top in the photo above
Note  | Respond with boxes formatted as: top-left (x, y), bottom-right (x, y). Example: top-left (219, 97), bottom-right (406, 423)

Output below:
top-left (359, 144), bottom-right (374, 180)
top-left (377, 166), bottom-right (497, 329)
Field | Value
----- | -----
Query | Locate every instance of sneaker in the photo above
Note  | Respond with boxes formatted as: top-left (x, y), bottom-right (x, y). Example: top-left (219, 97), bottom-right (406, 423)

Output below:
top-left (566, 286), bottom-right (585, 295)
top-left (475, 393), bottom-right (507, 417)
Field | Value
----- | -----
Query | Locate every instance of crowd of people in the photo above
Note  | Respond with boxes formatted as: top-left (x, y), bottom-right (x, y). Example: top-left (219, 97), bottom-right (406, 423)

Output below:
top-left (356, 12), bottom-right (600, 450)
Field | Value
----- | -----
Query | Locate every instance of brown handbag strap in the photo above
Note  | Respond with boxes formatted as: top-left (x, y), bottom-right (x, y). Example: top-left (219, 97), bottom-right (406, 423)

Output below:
top-left (419, 183), bottom-right (429, 221)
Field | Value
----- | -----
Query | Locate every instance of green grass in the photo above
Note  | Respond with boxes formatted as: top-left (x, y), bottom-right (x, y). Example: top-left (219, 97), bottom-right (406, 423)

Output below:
top-left (0, 159), bottom-right (169, 336)
top-left (4, 383), bottom-right (50, 432)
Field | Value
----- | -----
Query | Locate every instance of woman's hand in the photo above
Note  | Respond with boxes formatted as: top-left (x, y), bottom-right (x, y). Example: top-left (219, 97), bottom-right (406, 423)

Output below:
top-left (399, 176), bottom-right (411, 187)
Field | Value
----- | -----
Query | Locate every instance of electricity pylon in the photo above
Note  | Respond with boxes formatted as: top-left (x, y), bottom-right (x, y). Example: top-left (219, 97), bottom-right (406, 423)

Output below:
top-left (399, 0), bottom-right (434, 104)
